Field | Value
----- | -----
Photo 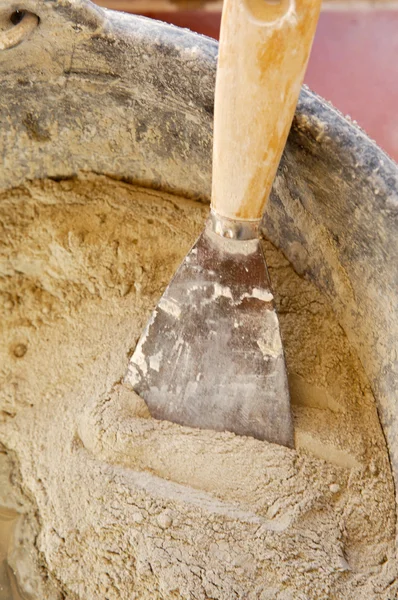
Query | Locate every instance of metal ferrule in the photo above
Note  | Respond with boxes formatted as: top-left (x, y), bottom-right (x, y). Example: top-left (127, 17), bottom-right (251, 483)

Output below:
top-left (209, 209), bottom-right (261, 241)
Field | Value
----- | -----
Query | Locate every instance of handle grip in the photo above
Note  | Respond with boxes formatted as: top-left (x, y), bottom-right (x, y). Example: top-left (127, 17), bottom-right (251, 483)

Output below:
top-left (211, 0), bottom-right (321, 221)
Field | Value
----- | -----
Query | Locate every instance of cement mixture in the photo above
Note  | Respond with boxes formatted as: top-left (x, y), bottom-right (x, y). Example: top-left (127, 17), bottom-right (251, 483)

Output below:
top-left (0, 174), bottom-right (397, 600)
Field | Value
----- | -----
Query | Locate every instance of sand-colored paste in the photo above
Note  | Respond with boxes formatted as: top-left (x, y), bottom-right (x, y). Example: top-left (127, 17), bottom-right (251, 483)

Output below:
top-left (0, 174), bottom-right (397, 599)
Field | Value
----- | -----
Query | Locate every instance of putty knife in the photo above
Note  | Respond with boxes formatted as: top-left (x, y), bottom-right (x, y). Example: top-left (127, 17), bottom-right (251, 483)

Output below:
top-left (126, 0), bottom-right (321, 447)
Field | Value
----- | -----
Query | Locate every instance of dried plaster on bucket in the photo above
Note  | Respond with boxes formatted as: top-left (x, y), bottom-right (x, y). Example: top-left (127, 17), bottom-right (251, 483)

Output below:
top-left (0, 174), bottom-right (397, 599)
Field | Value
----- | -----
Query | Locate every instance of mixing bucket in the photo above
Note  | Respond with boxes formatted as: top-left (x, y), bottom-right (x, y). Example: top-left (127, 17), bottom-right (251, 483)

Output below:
top-left (1, 0), bottom-right (398, 550)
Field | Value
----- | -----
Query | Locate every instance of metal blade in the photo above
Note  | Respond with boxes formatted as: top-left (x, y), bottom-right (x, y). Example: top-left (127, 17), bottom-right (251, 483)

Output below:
top-left (126, 220), bottom-right (294, 447)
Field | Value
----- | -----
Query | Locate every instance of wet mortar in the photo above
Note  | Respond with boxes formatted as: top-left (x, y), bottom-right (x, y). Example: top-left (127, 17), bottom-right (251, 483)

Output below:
top-left (0, 174), bottom-right (397, 599)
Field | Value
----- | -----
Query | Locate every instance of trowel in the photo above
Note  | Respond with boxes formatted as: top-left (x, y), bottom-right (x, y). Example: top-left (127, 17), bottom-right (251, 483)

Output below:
top-left (125, 0), bottom-right (321, 447)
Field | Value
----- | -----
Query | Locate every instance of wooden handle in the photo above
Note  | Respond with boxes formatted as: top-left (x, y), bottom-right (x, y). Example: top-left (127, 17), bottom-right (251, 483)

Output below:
top-left (211, 0), bottom-right (321, 220)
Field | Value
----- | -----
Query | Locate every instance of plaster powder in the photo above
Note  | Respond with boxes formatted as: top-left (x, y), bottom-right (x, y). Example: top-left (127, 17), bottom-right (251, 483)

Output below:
top-left (0, 174), bottom-right (397, 599)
